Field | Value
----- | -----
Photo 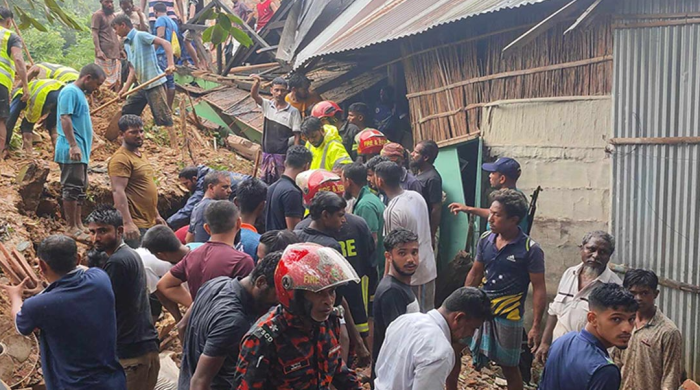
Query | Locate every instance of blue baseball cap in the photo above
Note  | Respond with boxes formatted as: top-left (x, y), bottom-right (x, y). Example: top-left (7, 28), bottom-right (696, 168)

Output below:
top-left (482, 157), bottom-right (521, 179)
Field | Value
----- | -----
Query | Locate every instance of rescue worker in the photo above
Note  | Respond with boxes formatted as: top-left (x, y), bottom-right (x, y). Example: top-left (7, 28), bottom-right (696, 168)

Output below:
top-left (355, 128), bottom-right (388, 163)
top-left (0, 6), bottom-right (30, 158)
top-left (27, 62), bottom-right (79, 83)
top-left (302, 115), bottom-right (351, 172)
top-left (312, 100), bottom-right (359, 159)
top-left (6, 79), bottom-right (65, 152)
top-left (234, 242), bottom-right (363, 390)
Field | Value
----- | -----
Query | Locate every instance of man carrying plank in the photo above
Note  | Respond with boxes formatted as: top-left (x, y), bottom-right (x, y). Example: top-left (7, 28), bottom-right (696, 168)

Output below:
top-left (112, 14), bottom-right (175, 136)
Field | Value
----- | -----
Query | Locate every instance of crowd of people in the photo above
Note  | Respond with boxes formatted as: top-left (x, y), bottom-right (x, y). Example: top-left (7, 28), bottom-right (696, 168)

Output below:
top-left (0, 6), bottom-right (688, 390)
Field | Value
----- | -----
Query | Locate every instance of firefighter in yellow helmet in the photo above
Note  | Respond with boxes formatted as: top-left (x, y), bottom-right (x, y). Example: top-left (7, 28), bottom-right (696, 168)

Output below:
top-left (7, 79), bottom-right (65, 153)
top-left (0, 7), bottom-right (30, 158)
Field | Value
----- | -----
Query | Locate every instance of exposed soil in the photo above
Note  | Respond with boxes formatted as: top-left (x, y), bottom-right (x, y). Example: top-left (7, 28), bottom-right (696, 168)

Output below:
top-left (0, 89), bottom-right (251, 388)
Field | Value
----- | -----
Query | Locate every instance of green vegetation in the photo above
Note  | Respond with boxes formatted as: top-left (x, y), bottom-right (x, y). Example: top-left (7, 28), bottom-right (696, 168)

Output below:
top-left (12, 0), bottom-right (99, 69)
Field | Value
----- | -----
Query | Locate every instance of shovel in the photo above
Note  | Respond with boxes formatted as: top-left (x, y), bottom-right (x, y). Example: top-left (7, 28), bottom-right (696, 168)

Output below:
top-left (96, 73), bottom-right (169, 141)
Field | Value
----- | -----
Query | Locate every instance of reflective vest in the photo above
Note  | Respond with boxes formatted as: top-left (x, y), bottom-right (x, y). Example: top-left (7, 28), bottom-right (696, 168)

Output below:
top-left (13, 79), bottom-right (65, 123)
top-left (37, 62), bottom-right (79, 83)
top-left (306, 124), bottom-right (352, 171)
top-left (0, 27), bottom-right (15, 91)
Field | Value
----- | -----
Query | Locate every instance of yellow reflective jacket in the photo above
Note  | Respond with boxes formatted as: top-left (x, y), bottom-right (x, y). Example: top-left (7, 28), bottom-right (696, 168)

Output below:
top-left (0, 27), bottom-right (16, 91)
top-left (306, 124), bottom-right (352, 171)
top-left (37, 62), bottom-right (79, 83)
top-left (13, 79), bottom-right (65, 123)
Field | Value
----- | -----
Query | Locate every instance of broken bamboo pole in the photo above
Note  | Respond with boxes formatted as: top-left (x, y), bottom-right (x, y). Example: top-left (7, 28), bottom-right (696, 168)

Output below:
top-left (92, 73), bottom-right (168, 115)
top-left (252, 149), bottom-right (261, 178)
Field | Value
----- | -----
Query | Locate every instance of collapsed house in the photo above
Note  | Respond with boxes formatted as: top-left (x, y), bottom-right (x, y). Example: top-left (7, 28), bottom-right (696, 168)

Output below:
top-left (178, 0), bottom-right (700, 380)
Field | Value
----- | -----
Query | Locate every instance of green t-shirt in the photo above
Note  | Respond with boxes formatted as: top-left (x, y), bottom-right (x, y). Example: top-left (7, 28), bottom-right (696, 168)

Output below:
top-left (353, 186), bottom-right (386, 274)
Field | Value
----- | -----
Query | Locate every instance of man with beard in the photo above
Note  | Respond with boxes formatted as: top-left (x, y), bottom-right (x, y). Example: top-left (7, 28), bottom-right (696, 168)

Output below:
top-left (410, 140), bottom-right (442, 246)
top-left (92, 0), bottom-right (122, 90)
top-left (303, 115), bottom-right (351, 172)
top-left (285, 73), bottom-right (322, 117)
top-left (539, 283), bottom-right (636, 390)
top-left (186, 171), bottom-right (233, 243)
top-left (54, 65), bottom-right (106, 241)
top-left (251, 75), bottom-right (302, 184)
top-left (117, 0), bottom-right (148, 31)
top-left (178, 252), bottom-right (281, 390)
top-left (371, 228), bottom-right (420, 378)
top-left (87, 205), bottom-right (160, 390)
top-left (380, 143), bottom-right (422, 194)
top-left (108, 114), bottom-right (166, 248)
top-left (535, 231), bottom-right (621, 364)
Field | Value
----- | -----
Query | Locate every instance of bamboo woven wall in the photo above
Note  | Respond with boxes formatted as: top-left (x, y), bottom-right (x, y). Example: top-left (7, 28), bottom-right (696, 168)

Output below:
top-left (402, 16), bottom-right (613, 143)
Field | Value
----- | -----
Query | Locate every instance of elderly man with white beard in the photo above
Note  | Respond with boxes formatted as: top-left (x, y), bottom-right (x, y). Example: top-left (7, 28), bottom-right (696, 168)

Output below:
top-left (534, 231), bottom-right (622, 364)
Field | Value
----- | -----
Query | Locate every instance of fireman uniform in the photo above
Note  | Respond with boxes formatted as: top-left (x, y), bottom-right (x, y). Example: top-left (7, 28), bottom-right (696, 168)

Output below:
top-left (31, 62), bottom-right (79, 83)
top-left (307, 124), bottom-right (352, 171)
top-left (6, 79), bottom-right (64, 143)
top-left (235, 305), bottom-right (362, 390)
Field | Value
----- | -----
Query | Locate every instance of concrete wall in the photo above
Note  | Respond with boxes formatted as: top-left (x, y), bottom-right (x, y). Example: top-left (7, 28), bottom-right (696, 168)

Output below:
top-left (480, 96), bottom-right (612, 326)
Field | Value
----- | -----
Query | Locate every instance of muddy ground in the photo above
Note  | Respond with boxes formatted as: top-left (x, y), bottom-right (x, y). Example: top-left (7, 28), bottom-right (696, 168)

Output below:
top-left (0, 89), bottom-right (525, 389)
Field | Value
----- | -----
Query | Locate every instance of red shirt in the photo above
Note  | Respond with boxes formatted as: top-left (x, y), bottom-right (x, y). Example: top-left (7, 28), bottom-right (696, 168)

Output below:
top-left (235, 305), bottom-right (362, 390)
top-left (169, 241), bottom-right (254, 300)
top-left (256, 0), bottom-right (274, 31)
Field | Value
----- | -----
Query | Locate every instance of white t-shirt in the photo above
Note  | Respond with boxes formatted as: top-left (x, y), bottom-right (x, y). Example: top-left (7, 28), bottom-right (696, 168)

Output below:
top-left (374, 310), bottom-right (454, 390)
top-left (383, 190), bottom-right (436, 286)
top-left (135, 248), bottom-right (174, 294)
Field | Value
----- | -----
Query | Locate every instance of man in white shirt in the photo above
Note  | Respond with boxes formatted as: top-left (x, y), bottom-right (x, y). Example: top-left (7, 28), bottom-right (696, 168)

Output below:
top-left (374, 287), bottom-right (491, 390)
top-left (534, 231), bottom-right (622, 363)
top-left (376, 161), bottom-right (436, 312)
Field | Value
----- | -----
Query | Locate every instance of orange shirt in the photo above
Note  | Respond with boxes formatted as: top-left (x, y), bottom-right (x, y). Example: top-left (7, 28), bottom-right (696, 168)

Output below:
top-left (285, 91), bottom-right (322, 117)
top-left (241, 223), bottom-right (258, 233)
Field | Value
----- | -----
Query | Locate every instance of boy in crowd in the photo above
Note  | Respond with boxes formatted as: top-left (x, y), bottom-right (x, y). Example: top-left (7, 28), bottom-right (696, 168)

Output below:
top-left (539, 283), bottom-right (637, 390)
top-left (233, 178), bottom-right (268, 262)
top-left (612, 269), bottom-right (684, 390)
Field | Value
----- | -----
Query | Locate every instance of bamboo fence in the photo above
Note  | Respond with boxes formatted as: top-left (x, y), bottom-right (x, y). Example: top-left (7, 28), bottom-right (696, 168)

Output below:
top-left (402, 16), bottom-right (613, 143)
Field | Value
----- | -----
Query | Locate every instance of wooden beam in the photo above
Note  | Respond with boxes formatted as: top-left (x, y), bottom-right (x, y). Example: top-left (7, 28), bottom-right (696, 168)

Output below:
top-left (256, 45), bottom-right (279, 54)
top-left (502, 0), bottom-right (582, 56)
top-left (435, 132), bottom-right (481, 148)
top-left (609, 136), bottom-right (700, 145)
top-left (613, 18), bottom-right (700, 29)
top-left (228, 62), bottom-right (279, 74)
top-left (609, 263), bottom-right (700, 294)
top-left (406, 55), bottom-right (613, 99)
top-left (266, 20), bottom-right (287, 30)
top-left (565, 0), bottom-right (604, 34)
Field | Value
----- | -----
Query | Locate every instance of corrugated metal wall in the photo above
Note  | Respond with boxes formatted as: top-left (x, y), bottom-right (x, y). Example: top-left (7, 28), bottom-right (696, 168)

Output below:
top-left (612, 0), bottom-right (700, 380)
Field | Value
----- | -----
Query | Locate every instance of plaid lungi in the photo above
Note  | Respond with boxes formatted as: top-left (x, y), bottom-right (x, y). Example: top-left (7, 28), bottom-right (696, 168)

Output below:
top-left (95, 58), bottom-right (122, 87)
top-left (468, 316), bottom-right (524, 368)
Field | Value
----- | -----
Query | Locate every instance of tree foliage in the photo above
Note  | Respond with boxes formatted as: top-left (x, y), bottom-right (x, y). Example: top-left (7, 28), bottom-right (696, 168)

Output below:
top-left (11, 0), bottom-right (88, 31)
top-left (198, 10), bottom-right (253, 48)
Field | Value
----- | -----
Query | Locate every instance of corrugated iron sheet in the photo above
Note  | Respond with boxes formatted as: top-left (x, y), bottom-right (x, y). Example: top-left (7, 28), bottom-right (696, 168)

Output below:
top-left (612, 0), bottom-right (700, 380)
top-left (294, 0), bottom-right (551, 68)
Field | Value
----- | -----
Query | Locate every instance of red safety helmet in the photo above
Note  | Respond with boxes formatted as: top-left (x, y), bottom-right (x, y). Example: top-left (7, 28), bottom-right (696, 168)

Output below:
top-left (296, 169), bottom-right (345, 206)
top-left (275, 243), bottom-right (360, 310)
top-left (355, 128), bottom-right (388, 156)
top-left (311, 101), bottom-right (343, 119)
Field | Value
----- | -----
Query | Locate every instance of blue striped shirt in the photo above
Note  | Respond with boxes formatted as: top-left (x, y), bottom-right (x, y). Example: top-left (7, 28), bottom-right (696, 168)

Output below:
top-left (124, 28), bottom-right (166, 90)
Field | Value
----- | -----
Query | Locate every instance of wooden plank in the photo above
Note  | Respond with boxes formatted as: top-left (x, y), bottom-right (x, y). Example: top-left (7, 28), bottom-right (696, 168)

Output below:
top-left (609, 136), bottom-right (700, 145)
top-left (564, 0), bottom-right (604, 34)
top-left (256, 45), bottom-right (279, 54)
top-left (435, 131), bottom-right (481, 148)
top-left (502, 0), bottom-right (581, 56)
top-left (613, 18), bottom-right (700, 29)
top-left (612, 12), bottom-right (700, 20)
top-left (275, 0), bottom-right (302, 62)
top-left (609, 263), bottom-right (700, 294)
top-left (228, 62), bottom-right (279, 74)
top-left (406, 55), bottom-right (613, 99)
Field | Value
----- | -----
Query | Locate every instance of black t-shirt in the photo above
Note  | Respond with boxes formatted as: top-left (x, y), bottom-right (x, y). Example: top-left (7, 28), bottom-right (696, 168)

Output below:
top-left (6, 33), bottom-right (22, 57)
top-left (338, 121), bottom-right (360, 161)
top-left (179, 277), bottom-right (256, 390)
top-left (264, 175), bottom-right (305, 231)
top-left (103, 244), bottom-right (159, 359)
top-left (416, 167), bottom-right (443, 207)
top-left (295, 221), bottom-right (371, 335)
top-left (371, 275), bottom-right (419, 369)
